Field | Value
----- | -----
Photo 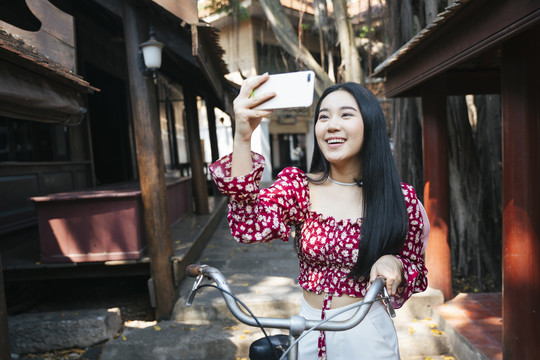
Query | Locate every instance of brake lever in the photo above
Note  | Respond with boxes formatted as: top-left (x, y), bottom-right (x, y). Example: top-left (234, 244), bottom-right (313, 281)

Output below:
top-left (382, 286), bottom-right (396, 318)
top-left (186, 273), bottom-right (205, 307)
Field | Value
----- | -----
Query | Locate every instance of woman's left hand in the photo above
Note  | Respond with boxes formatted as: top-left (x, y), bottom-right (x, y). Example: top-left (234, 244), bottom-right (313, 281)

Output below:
top-left (369, 255), bottom-right (403, 296)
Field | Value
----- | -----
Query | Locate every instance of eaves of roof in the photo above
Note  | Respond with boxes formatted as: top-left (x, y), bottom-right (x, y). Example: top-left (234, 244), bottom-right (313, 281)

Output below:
top-left (0, 28), bottom-right (98, 93)
top-left (372, 0), bottom-right (539, 97)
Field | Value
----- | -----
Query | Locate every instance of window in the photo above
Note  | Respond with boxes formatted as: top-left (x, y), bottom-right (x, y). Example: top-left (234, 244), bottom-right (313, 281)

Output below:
top-left (157, 81), bottom-right (188, 173)
top-left (0, 116), bottom-right (68, 162)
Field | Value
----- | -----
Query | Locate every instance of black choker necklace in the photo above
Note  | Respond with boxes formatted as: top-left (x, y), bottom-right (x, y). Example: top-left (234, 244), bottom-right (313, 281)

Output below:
top-left (328, 176), bottom-right (363, 187)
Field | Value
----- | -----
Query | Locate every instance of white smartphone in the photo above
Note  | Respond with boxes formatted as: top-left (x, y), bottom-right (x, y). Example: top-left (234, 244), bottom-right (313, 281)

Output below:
top-left (252, 71), bottom-right (315, 110)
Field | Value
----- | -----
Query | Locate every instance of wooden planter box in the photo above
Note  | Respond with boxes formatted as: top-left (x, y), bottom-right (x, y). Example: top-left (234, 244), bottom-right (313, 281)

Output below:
top-left (32, 178), bottom-right (191, 263)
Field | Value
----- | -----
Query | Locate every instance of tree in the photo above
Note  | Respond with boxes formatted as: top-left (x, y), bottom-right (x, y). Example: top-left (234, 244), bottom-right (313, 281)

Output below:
top-left (256, 0), bottom-right (364, 90)
top-left (446, 94), bottom-right (502, 290)
top-left (313, 0), bottom-right (336, 81)
top-left (332, 0), bottom-right (363, 83)
top-left (257, 0), bottom-right (333, 95)
top-left (385, 0), bottom-right (424, 193)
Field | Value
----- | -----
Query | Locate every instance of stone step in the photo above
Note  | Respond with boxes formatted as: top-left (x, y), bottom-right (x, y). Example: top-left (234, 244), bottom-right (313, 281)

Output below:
top-left (394, 287), bottom-right (445, 320)
top-left (394, 288), bottom-right (453, 359)
top-left (8, 308), bottom-right (123, 355)
top-left (396, 316), bottom-right (452, 358)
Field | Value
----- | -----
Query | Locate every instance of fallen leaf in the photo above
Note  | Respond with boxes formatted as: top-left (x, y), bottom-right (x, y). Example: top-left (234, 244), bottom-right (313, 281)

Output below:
top-left (154, 325), bottom-right (162, 331)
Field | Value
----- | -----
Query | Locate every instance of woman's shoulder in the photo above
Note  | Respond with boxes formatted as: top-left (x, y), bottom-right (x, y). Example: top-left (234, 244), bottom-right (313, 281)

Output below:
top-left (400, 182), bottom-right (420, 204)
top-left (270, 167), bottom-right (310, 194)
top-left (400, 182), bottom-right (416, 194)
top-left (277, 166), bottom-right (308, 180)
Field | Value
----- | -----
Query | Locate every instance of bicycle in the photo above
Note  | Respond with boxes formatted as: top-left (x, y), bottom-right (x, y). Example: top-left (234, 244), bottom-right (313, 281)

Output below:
top-left (185, 264), bottom-right (396, 360)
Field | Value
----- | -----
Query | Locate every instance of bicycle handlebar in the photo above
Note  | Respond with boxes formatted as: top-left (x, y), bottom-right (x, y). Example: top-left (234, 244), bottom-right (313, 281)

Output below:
top-left (185, 263), bottom-right (202, 277)
top-left (185, 264), bottom-right (389, 333)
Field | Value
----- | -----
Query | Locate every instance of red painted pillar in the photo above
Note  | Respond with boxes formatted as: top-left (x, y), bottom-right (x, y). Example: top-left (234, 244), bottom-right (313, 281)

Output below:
top-left (421, 80), bottom-right (453, 300)
top-left (501, 27), bottom-right (540, 359)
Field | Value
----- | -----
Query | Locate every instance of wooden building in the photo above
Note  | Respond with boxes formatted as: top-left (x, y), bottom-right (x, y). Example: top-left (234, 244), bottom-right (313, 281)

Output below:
top-left (373, 0), bottom-right (539, 358)
top-left (0, 0), bottom-right (233, 319)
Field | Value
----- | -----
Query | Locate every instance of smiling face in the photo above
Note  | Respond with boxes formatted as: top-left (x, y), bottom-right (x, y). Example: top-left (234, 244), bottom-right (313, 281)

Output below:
top-left (315, 90), bottom-right (365, 171)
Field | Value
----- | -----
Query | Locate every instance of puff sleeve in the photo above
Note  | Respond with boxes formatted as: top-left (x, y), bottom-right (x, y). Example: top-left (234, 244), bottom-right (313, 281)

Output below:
top-left (391, 183), bottom-right (429, 308)
top-left (209, 152), bottom-right (309, 244)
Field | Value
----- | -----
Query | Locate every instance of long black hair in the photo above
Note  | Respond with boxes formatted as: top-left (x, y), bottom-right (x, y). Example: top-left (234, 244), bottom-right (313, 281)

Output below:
top-left (308, 82), bottom-right (408, 280)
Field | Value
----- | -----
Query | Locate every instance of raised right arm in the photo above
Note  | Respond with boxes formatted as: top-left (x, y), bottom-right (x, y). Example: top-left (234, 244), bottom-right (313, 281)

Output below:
top-left (231, 74), bottom-right (275, 177)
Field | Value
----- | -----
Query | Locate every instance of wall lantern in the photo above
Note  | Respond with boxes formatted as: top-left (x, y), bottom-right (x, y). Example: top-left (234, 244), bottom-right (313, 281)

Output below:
top-left (139, 28), bottom-right (164, 83)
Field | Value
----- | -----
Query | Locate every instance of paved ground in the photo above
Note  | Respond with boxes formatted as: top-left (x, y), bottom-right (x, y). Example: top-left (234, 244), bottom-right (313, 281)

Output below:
top-left (99, 214), bottom-right (456, 360)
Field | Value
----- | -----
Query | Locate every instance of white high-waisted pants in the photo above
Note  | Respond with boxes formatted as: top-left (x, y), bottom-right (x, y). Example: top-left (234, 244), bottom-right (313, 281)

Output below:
top-left (296, 297), bottom-right (400, 359)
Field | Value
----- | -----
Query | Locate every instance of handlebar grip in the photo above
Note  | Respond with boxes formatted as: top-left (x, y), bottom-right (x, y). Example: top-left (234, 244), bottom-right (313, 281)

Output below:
top-left (186, 264), bottom-right (201, 277)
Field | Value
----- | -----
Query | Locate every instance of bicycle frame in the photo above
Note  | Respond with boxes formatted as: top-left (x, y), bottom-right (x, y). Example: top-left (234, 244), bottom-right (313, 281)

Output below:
top-left (185, 264), bottom-right (392, 360)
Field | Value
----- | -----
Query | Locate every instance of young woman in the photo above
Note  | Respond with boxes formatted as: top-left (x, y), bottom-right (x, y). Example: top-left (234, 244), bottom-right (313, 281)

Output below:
top-left (209, 74), bottom-right (429, 359)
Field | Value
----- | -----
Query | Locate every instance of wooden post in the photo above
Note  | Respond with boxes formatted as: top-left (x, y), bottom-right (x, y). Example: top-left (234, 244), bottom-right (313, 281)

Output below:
top-left (0, 254), bottom-right (11, 359)
top-left (206, 100), bottom-right (220, 163)
top-left (184, 87), bottom-right (209, 214)
top-left (122, 1), bottom-right (176, 320)
top-left (421, 80), bottom-right (453, 300)
top-left (501, 28), bottom-right (540, 359)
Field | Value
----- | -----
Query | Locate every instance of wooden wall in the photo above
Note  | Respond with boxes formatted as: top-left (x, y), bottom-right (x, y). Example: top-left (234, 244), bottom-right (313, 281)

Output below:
top-left (0, 162), bottom-right (92, 234)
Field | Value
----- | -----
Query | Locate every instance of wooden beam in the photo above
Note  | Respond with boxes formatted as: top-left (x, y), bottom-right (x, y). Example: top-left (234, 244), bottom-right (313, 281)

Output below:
top-left (383, 0), bottom-right (539, 97)
top-left (501, 26), bottom-right (540, 359)
top-left (122, 0), bottom-right (176, 321)
top-left (394, 69), bottom-right (501, 97)
top-left (421, 78), bottom-right (453, 300)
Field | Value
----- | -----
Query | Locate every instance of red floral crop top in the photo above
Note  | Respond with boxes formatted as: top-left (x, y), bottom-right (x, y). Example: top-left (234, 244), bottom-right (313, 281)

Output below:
top-left (209, 152), bottom-right (428, 309)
